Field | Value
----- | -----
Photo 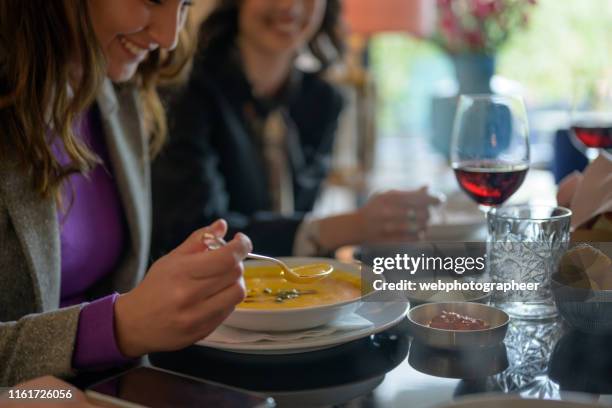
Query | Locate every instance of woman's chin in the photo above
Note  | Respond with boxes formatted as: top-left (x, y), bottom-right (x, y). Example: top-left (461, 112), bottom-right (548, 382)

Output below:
top-left (107, 63), bottom-right (139, 83)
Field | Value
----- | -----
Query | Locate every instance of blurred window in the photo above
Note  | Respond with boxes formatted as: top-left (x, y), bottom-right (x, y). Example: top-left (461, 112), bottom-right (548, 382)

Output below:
top-left (369, 0), bottom-right (612, 139)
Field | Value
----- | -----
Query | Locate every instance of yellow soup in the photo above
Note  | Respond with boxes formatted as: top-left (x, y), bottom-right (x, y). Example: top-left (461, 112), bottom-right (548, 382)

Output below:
top-left (239, 265), bottom-right (362, 310)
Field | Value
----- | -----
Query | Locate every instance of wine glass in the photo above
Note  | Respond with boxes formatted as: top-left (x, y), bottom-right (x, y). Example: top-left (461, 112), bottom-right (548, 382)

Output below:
top-left (450, 94), bottom-right (530, 213)
top-left (570, 78), bottom-right (612, 161)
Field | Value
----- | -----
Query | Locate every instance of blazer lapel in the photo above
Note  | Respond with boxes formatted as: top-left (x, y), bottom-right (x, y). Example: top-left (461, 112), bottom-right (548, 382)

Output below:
top-left (96, 80), bottom-right (150, 293)
top-left (0, 163), bottom-right (60, 312)
top-left (0, 80), bottom-right (149, 312)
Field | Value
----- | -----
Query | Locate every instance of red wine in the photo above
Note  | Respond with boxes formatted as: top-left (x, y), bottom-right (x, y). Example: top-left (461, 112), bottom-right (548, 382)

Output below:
top-left (572, 124), bottom-right (612, 149)
top-left (453, 162), bottom-right (529, 206)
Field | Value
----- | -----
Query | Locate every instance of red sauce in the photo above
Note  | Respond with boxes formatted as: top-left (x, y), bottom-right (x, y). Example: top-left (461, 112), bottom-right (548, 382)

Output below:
top-left (429, 310), bottom-right (489, 331)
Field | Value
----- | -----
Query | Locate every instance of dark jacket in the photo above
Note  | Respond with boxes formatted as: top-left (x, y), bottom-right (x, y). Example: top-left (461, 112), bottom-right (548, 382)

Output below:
top-left (151, 52), bottom-right (344, 258)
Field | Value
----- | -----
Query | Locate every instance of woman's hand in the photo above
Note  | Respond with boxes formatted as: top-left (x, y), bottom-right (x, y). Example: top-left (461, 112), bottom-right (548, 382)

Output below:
top-left (317, 187), bottom-right (441, 250)
top-left (357, 187), bottom-right (441, 242)
top-left (114, 220), bottom-right (252, 357)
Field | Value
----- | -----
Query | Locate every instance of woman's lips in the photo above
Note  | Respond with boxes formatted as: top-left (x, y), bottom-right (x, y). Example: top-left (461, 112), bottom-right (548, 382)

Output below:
top-left (274, 22), bottom-right (299, 34)
top-left (261, 10), bottom-right (303, 35)
top-left (118, 35), bottom-right (150, 61)
top-left (269, 17), bottom-right (302, 35)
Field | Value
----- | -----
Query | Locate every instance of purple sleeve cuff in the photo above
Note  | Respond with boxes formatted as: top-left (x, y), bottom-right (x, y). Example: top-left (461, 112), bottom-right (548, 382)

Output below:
top-left (72, 293), bottom-right (135, 370)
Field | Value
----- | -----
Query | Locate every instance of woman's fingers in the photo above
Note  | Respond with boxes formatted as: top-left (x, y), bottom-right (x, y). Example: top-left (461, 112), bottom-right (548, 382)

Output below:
top-left (208, 218), bottom-right (228, 237)
top-left (374, 204), bottom-right (429, 224)
top-left (366, 187), bottom-right (443, 241)
top-left (191, 282), bottom-right (247, 337)
top-left (383, 187), bottom-right (442, 207)
top-left (382, 219), bottom-right (421, 233)
top-left (182, 233), bottom-right (252, 279)
top-left (153, 231), bottom-right (250, 316)
top-left (162, 281), bottom-right (245, 344)
top-left (198, 308), bottom-right (236, 340)
top-left (172, 219), bottom-right (229, 255)
top-left (373, 203), bottom-right (428, 220)
top-left (194, 262), bottom-right (245, 299)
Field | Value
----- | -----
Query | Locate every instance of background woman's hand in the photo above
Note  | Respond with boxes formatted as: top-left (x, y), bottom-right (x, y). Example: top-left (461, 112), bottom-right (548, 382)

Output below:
top-left (357, 187), bottom-right (441, 242)
top-left (114, 220), bottom-right (252, 357)
top-left (317, 187), bottom-right (441, 250)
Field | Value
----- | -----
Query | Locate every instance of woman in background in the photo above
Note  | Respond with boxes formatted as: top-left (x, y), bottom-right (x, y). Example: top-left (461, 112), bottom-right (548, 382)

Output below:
top-left (0, 0), bottom-right (250, 386)
top-left (152, 0), bottom-right (439, 258)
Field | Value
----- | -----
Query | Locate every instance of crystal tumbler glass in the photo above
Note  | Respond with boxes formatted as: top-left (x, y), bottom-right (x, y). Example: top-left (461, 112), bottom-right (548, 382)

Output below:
top-left (487, 205), bottom-right (572, 319)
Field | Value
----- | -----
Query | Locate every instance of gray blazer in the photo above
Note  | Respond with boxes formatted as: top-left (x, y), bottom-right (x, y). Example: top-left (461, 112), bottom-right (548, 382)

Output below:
top-left (0, 80), bottom-right (151, 386)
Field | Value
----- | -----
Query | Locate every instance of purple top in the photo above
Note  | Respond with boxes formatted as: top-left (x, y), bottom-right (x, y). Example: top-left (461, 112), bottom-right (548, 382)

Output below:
top-left (54, 108), bottom-right (131, 369)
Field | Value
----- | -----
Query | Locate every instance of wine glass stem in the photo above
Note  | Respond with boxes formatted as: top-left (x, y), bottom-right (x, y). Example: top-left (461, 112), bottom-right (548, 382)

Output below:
top-left (479, 204), bottom-right (494, 215)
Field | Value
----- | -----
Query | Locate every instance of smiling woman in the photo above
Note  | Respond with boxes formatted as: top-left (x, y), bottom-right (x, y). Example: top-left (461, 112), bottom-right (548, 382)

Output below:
top-left (0, 0), bottom-right (254, 387)
top-left (151, 0), bottom-right (440, 262)
top-left (88, 0), bottom-right (192, 82)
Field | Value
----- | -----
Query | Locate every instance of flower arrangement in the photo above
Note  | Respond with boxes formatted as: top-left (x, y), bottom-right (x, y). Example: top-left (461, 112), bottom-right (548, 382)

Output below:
top-left (435, 0), bottom-right (537, 54)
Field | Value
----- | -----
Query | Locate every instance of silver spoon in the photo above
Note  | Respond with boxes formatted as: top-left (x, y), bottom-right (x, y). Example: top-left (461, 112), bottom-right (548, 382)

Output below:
top-left (201, 233), bottom-right (333, 283)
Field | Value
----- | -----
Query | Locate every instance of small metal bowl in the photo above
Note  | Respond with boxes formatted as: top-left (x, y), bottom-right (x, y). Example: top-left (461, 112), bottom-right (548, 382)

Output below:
top-left (409, 340), bottom-right (508, 379)
top-left (407, 302), bottom-right (510, 349)
top-left (552, 273), bottom-right (612, 335)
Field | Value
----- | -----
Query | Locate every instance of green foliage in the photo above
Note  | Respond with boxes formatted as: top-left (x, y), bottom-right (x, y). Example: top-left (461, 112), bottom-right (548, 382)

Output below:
top-left (497, 0), bottom-right (612, 104)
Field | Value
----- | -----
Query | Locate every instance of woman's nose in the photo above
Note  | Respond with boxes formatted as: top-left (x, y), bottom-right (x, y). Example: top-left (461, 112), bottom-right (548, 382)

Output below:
top-left (147, 2), bottom-right (185, 50)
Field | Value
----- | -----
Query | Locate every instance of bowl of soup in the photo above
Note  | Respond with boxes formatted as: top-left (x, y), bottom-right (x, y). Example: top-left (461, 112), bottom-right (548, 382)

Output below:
top-left (224, 258), bottom-right (371, 332)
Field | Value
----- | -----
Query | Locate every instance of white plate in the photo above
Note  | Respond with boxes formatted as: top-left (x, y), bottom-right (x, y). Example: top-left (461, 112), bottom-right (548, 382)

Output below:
top-left (197, 301), bottom-right (408, 355)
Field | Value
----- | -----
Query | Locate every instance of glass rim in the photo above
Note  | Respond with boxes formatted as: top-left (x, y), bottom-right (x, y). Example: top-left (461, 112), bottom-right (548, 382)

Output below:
top-left (488, 205), bottom-right (572, 221)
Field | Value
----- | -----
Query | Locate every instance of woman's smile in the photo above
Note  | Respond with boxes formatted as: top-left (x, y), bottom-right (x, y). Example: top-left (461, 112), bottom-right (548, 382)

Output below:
top-left (88, 0), bottom-right (189, 82)
top-left (118, 35), bottom-right (156, 62)
top-left (264, 10), bottom-right (304, 37)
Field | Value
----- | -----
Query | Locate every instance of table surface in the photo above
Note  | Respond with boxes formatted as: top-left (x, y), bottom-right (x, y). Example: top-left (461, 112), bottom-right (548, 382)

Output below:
top-left (76, 316), bottom-right (612, 407)
top-left (75, 137), bottom-right (597, 407)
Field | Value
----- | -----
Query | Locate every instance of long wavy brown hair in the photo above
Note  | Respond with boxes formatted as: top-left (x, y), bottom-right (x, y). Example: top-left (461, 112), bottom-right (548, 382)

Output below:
top-left (199, 0), bottom-right (345, 72)
top-left (0, 0), bottom-right (197, 200)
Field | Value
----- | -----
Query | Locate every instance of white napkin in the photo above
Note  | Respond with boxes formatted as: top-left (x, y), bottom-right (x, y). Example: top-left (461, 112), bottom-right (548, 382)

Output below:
top-left (203, 313), bottom-right (373, 345)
